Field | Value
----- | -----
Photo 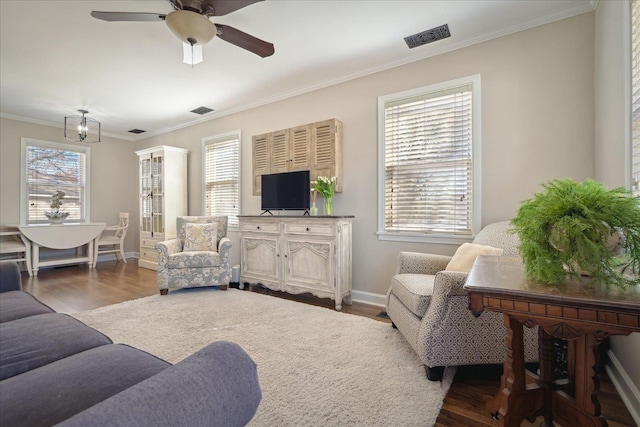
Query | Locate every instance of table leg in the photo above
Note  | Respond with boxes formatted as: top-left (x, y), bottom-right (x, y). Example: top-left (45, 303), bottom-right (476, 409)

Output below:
top-left (538, 328), bottom-right (556, 427)
top-left (32, 243), bottom-right (40, 276)
top-left (550, 334), bottom-right (607, 427)
top-left (88, 240), bottom-right (95, 268)
top-left (486, 314), bottom-right (544, 426)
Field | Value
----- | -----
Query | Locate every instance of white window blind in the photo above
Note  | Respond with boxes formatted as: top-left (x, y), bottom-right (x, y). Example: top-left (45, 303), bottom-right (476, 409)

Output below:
top-left (24, 140), bottom-right (88, 224)
top-left (380, 79), bottom-right (477, 238)
top-left (203, 132), bottom-right (240, 227)
top-left (632, 0), bottom-right (640, 196)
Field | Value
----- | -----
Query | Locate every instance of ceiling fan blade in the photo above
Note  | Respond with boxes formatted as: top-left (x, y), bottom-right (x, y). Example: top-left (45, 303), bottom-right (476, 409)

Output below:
top-left (90, 11), bottom-right (166, 22)
top-left (215, 24), bottom-right (274, 58)
top-left (205, 0), bottom-right (264, 16)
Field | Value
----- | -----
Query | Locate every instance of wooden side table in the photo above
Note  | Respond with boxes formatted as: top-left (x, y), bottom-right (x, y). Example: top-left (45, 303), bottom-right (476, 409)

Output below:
top-left (464, 256), bottom-right (640, 427)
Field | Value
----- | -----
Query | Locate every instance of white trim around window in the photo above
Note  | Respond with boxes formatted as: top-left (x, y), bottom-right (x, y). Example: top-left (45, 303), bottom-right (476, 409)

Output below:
top-left (376, 74), bottom-right (482, 244)
top-left (20, 138), bottom-right (91, 225)
top-left (202, 130), bottom-right (241, 229)
top-left (629, 0), bottom-right (639, 195)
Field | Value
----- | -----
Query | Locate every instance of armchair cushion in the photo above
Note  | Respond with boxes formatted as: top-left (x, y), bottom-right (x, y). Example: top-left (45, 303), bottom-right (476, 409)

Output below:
top-left (390, 274), bottom-right (435, 318)
top-left (445, 242), bottom-right (503, 272)
top-left (183, 223), bottom-right (218, 252)
top-left (167, 252), bottom-right (222, 269)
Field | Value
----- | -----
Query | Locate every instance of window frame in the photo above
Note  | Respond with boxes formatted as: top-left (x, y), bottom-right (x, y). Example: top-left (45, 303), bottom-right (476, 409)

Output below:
top-left (201, 130), bottom-right (241, 229)
top-left (20, 138), bottom-right (91, 225)
top-left (376, 74), bottom-right (482, 244)
top-left (630, 0), bottom-right (639, 196)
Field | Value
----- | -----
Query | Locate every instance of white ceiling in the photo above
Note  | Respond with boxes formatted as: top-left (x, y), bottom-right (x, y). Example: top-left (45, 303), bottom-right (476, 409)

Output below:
top-left (0, 0), bottom-right (596, 141)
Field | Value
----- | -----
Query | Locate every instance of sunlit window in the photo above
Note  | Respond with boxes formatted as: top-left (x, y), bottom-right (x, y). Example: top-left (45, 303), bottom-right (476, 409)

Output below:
top-left (377, 75), bottom-right (481, 243)
top-left (203, 131), bottom-right (240, 227)
top-left (21, 138), bottom-right (89, 224)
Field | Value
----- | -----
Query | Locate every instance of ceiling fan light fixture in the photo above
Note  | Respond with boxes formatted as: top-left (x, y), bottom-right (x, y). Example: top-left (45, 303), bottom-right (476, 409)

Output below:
top-left (165, 10), bottom-right (216, 45)
top-left (183, 43), bottom-right (204, 65)
top-left (64, 110), bottom-right (101, 143)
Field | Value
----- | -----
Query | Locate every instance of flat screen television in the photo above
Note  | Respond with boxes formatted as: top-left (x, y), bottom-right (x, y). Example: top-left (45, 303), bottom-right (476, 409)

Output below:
top-left (261, 170), bottom-right (310, 213)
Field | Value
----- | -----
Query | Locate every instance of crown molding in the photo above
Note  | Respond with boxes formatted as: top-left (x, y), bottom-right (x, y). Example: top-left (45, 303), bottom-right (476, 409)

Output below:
top-left (141, 0), bottom-right (597, 140)
top-left (0, 112), bottom-right (135, 141)
top-left (3, 1), bottom-right (598, 142)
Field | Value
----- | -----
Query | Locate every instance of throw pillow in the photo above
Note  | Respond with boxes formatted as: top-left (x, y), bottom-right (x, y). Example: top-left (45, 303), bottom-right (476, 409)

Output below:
top-left (183, 223), bottom-right (218, 252)
top-left (445, 243), bottom-right (503, 272)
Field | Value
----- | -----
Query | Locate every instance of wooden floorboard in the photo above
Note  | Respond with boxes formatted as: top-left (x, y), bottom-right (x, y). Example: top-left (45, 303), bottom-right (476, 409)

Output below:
top-left (16, 260), bottom-right (637, 426)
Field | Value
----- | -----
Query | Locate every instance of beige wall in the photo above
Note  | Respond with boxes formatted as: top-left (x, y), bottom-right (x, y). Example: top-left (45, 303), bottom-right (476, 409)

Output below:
top-left (135, 12), bottom-right (595, 303)
top-left (0, 118), bottom-right (139, 254)
top-left (594, 0), bottom-right (640, 417)
top-left (1, 13), bottom-right (596, 303)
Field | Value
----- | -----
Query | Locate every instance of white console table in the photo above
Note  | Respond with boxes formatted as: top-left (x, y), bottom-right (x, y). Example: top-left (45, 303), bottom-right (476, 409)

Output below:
top-left (238, 215), bottom-right (353, 310)
top-left (12, 223), bottom-right (106, 275)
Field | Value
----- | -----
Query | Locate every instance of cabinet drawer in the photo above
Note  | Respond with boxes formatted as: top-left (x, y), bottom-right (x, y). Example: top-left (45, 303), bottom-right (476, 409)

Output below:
top-left (285, 223), bottom-right (334, 236)
top-left (141, 238), bottom-right (161, 248)
top-left (140, 247), bottom-right (159, 260)
top-left (240, 222), bottom-right (279, 233)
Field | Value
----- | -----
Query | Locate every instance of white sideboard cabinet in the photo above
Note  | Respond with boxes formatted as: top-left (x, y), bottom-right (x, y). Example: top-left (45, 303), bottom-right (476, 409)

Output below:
top-left (238, 215), bottom-right (353, 310)
top-left (135, 146), bottom-right (188, 270)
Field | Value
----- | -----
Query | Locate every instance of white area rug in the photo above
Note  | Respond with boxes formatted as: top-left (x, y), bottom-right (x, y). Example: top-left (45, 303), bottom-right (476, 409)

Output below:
top-left (73, 288), bottom-right (454, 426)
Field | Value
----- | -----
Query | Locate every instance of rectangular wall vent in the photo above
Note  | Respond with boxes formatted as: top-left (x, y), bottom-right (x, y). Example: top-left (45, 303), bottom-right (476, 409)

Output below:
top-left (404, 24), bottom-right (450, 49)
top-left (128, 129), bottom-right (146, 134)
top-left (190, 106), bottom-right (214, 115)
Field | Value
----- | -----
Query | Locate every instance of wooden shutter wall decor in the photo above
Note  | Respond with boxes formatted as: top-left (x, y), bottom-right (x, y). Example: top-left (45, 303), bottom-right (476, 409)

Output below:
top-left (251, 118), bottom-right (343, 195)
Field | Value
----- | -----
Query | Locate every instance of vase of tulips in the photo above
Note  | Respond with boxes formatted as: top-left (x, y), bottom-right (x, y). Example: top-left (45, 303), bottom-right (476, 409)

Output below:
top-left (313, 176), bottom-right (337, 215)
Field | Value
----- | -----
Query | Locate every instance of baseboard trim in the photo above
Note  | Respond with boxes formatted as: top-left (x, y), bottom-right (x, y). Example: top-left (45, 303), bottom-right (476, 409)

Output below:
top-left (95, 252), bottom-right (136, 264)
top-left (351, 290), bottom-right (387, 307)
top-left (606, 349), bottom-right (640, 426)
top-left (121, 258), bottom-right (388, 307)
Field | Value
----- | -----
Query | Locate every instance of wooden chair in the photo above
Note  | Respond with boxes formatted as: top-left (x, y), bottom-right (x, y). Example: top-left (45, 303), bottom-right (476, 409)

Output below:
top-left (0, 231), bottom-right (32, 276)
top-left (93, 213), bottom-right (129, 267)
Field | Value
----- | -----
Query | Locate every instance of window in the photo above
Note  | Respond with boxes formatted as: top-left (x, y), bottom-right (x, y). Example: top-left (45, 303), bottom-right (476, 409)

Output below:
top-left (632, 0), bottom-right (640, 196)
top-left (20, 138), bottom-right (90, 224)
top-left (203, 131), bottom-right (240, 227)
top-left (377, 75), bottom-right (481, 243)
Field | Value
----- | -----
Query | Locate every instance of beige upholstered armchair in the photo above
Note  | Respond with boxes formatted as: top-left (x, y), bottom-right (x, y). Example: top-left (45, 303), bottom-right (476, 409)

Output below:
top-left (156, 216), bottom-right (231, 295)
top-left (386, 221), bottom-right (539, 381)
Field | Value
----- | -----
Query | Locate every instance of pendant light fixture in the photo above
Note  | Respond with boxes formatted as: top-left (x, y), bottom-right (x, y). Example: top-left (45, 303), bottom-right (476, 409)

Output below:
top-left (64, 110), bottom-right (101, 143)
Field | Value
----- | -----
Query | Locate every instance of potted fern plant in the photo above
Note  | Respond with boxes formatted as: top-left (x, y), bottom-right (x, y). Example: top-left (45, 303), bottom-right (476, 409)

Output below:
top-left (511, 178), bottom-right (640, 288)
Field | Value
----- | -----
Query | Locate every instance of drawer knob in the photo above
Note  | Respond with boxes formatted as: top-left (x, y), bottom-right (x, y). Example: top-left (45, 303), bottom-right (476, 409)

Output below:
top-left (257, 226), bottom-right (260, 230)
top-left (306, 227), bottom-right (310, 231)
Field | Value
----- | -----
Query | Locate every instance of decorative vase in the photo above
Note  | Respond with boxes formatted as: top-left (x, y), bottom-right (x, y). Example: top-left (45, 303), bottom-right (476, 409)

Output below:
top-left (45, 211), bottom-right (70, 224)
top-left (323, 197), bottom-right (333, 216)
top-left (309, 202), bottom-right (318, 216)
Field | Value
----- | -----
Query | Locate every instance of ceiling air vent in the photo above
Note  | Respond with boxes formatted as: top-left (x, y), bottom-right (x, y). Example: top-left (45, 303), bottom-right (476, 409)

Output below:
top-left (128, 129), bottom-right (146, 134)
top-left (404, 24), bottom-right (450, 49)
top-left (190, 106), bottom-right (214, 115)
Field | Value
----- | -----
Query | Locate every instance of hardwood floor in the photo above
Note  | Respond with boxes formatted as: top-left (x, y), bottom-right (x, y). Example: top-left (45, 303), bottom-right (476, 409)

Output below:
top-left (17, 260), bottom-right (637, 426)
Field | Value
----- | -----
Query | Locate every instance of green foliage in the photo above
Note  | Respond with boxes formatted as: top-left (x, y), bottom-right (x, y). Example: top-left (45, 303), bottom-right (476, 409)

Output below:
top-left (511, 179), bottom-right (640, 287)
top-left (313, 176), bottom-right (336, 199)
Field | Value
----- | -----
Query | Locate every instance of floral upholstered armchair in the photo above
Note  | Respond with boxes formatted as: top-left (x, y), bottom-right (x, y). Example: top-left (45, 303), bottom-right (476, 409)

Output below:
top-left (386, 221), bottom-right (539, 381)
top-left (157, 216), bottom-right (231, 295)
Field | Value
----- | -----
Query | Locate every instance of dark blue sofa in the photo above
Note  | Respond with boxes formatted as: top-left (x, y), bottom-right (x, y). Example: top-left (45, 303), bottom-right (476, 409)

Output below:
top-left (0, 262), bottom-right (261, 427)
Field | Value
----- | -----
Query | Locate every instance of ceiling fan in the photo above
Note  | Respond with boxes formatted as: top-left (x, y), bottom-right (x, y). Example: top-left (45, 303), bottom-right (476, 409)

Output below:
top-left (91, 0), bottom-right (274, 63)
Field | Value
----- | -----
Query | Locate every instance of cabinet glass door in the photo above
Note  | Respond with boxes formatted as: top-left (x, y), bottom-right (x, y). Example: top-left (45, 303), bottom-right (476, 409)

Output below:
top-left (151, 154), bottom-right (164, 235)
top-left (140, 157), bottom-right (152, 234)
